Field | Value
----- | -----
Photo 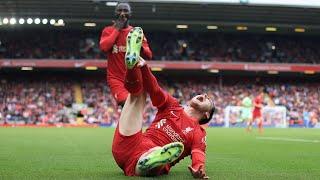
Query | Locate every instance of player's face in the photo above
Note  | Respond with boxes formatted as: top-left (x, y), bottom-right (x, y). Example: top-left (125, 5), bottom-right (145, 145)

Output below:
top-left (190, 94), bottom-right (213, 113)
top-left (115, 3), bottom-right (131, 20)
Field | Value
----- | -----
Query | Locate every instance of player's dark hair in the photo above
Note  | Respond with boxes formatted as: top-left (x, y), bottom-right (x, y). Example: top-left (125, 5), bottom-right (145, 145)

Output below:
top-left (114, 2), bottom-right (132, 16)
top-left (199, 104), bottom-right (216, 125)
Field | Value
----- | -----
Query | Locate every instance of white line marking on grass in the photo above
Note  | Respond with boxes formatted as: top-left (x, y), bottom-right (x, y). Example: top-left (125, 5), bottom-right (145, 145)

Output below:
top-left (256, 137), bottom-right (319, 143)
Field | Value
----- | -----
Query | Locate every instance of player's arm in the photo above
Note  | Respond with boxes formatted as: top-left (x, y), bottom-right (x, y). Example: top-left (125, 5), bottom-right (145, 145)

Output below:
top-left (140, 35), bottom-right (153, 60)
top-left (140, 59), bottom-right (177, 109)
top-left (99, 26), bottom-right (120, 52)
top-left (189, 130), bottom-right (209, 179)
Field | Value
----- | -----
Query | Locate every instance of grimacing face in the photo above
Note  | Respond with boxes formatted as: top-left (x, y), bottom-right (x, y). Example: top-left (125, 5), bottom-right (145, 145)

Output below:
top-left (189, 93), bottom-right (213, 115)
top-left (115, 3), bottom-right (131, 19)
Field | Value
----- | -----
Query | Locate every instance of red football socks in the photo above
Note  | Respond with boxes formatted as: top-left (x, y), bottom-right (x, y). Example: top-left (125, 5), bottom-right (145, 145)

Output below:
top-left (124, 67), bottom-right (143, 96)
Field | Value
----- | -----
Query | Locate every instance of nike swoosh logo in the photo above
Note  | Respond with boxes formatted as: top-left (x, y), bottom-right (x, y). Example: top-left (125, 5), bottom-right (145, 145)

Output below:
top-left (170, 111), bottom-right (178, 118)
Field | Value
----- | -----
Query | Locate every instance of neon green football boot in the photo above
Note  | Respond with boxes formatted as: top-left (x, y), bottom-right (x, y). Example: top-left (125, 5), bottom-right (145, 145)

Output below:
top-left (125, 27), bottom-right (144, 69)
top-left (137, 142), bottom-right (184, 172)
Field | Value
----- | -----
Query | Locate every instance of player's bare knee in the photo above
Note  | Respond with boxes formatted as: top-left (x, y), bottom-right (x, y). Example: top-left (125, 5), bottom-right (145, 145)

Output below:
top-left (119, 127), bottom-right (141, 136)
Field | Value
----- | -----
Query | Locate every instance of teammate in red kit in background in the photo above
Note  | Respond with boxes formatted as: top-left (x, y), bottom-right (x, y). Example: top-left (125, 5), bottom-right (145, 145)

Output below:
top-left (246, 91), bottom-right (264, 133)
top-left (99, 2), bottom-right (152, 105)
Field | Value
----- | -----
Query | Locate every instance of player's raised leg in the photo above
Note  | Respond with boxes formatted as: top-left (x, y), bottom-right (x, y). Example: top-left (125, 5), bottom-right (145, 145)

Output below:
top-left (118, 93), bottom-right (146, 136)
top-left (118, 28), bottom-right (146, 135)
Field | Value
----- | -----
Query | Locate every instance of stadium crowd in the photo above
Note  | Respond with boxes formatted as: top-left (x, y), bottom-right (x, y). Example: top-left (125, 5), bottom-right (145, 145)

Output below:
top-left (1, 30), bottom-right (320, 64)
top-left (0, 78), bottom-right (74, 125)
top-left (0, 77), bottom-right (319, 127)
top-left (80, 80), bottom-right (119, 126)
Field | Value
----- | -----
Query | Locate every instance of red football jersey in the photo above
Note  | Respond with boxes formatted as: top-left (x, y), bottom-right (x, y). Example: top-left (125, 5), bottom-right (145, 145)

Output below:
top-left (99, 25), bottom-right (152, 83)
top-left (144, 94), bottom-right (207, 173)
top-left (254, 95), bottom-right (263, 110)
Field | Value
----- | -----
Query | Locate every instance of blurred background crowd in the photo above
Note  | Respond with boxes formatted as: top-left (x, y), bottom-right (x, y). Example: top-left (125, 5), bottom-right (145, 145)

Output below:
top-left (1, 30), bottom-right (320, 64)
top-left (1, 76), bottom-right (319, 127)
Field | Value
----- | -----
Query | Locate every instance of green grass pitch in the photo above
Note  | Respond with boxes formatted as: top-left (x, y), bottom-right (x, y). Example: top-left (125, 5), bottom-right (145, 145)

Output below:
top-left (0, 128), bottom-right (319, 180)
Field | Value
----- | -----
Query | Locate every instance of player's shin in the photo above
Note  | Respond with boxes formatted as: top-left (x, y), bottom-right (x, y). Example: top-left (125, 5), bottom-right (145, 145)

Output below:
top-left (258, 120), bottom-right (263, 134)
top-left (246, 121), bottom-right (252, 132)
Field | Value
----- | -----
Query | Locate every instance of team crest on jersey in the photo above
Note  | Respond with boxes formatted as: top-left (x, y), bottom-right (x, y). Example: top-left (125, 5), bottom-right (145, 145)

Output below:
top-left (182, 127), bottom-right (193, 135)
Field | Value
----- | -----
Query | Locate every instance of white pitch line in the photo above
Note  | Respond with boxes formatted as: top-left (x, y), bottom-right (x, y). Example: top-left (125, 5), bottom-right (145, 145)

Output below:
top-left (256, 137), bottom-right (320, 143)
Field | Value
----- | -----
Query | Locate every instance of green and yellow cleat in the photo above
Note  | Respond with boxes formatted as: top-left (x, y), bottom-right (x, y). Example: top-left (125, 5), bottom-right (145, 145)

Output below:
top-left (137, 142), bottom-right (184, 172)
top-left (125, 27), bottom-right (144, 69)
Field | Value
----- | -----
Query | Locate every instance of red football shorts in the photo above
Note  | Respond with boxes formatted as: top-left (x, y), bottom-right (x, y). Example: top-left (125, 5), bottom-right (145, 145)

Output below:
top-left (108, 78), bottom-right (129, 104)
top-left (252, 109), bottom-right (262, 120)
top-left (112, 126), bottom-right (156, 176)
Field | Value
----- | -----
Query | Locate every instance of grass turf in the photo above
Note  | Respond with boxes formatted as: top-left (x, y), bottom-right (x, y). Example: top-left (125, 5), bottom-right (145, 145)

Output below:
top-left (0, 128), bottom-right (319, 180)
